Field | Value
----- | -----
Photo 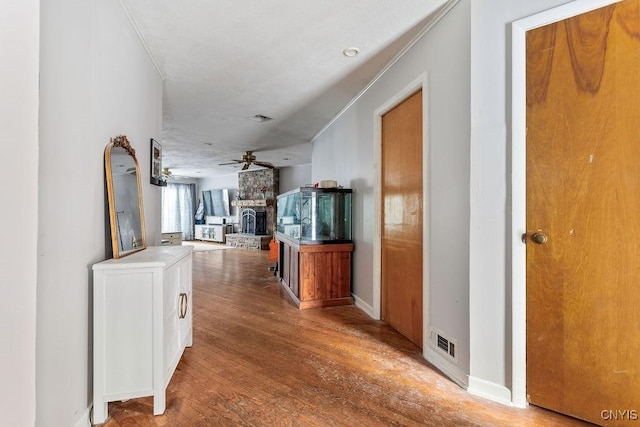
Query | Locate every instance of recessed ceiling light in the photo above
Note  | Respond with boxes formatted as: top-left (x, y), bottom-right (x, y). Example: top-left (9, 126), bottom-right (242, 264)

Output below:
top-left (247, 114), bottom-right (273, 123)
top-left (343, 47), bottom-right (360, 57)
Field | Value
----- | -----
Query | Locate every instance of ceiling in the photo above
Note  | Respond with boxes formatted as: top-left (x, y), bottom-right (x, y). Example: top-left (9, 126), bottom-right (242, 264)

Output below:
top-left (121, 0), bottom-right (448, 178)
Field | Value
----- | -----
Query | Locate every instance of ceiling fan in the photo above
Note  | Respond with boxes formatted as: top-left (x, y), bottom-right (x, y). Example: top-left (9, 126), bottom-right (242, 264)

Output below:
top-left (219, 151), bottom-right (275, 170)
top-left (161, 167), bottom-right (173, 179)
top-left (161, 167), bottom-right (188, 180)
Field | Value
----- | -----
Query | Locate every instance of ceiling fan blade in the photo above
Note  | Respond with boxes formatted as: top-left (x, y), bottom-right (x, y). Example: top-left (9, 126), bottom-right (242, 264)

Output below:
top-left (242, 163), bottom-right (250, 170)
top-left (253, 161), bottom-right (275, 169)
top-left (218, 160), bottom-right (243, 166)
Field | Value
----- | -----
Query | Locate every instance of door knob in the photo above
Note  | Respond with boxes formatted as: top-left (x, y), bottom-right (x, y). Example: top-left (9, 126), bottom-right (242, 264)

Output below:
top-left (531, 232), bottom-right (548, 245)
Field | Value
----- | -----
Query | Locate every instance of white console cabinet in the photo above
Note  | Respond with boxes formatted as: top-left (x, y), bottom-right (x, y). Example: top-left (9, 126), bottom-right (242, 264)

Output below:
top-left (195, 224), bottom-right (232, 243)
top-left (92, 246), bottom-right (193, 424)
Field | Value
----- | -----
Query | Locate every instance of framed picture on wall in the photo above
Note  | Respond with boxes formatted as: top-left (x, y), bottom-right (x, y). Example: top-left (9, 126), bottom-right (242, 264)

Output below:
top-left (150, 138), bottom-right (166, 186)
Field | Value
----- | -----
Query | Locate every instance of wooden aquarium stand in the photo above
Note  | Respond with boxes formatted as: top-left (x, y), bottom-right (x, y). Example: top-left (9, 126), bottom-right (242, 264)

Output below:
top-left (277, 234), bottom-right (353, 309)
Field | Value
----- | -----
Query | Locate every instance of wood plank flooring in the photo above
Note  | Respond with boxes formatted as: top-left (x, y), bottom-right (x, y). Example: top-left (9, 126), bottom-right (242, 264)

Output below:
top-left (99, 249), bottom-right (589, 426)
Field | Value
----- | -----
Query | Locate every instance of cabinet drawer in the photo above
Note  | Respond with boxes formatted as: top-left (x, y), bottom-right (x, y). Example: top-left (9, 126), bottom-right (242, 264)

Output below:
top-left (162, 232), bottom-right (181, 238)
top-left (161, 232), bottom-right (182, 246)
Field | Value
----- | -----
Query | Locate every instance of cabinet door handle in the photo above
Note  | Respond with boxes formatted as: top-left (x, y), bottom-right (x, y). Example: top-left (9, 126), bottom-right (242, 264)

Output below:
top-left (179, 293), bottom-right (188, 319)
top-left (183, 293), bottom-right (188, 318)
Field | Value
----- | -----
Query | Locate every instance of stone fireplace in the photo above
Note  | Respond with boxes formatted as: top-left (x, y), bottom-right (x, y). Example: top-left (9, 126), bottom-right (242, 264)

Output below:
top-left (226, 168), bottom-right (279, 249)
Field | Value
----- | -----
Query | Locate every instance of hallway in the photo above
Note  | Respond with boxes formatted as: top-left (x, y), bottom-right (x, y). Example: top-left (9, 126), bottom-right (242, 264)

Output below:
top-left (101, 249), bottom-right (587, 426)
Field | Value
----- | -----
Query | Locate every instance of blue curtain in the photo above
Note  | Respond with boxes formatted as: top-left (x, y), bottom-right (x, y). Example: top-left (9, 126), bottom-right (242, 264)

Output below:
top-left (162, 183), bottom-right (195, 240)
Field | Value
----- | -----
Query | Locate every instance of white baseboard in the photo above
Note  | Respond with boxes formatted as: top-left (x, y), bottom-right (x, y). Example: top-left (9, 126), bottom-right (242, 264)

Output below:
top-left (352, 294), bottom-right (374, 318)
top-left (425, 347), bottom-right (469, 389)
top-left (468, 376), bottom-right (515, 407)
top-left (73, 405), bottom-right (92, 427)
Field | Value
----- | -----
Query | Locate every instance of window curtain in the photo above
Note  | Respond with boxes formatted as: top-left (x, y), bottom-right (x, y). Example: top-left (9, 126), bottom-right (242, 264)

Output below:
top-left (162, 183), bottom-right (195, 240)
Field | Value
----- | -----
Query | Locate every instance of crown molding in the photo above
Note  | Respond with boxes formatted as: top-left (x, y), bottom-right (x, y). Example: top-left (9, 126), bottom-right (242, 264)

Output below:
top-left (117, 0), bottom-right (166, 80)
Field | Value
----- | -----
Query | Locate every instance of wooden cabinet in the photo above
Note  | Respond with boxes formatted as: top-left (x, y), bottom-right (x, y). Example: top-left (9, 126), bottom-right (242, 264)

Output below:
top-left (277, 236), bottom-right (353, 309)
top-left (92, 246), bottom-right (193, 424)
top-left (195, 224), bottom-right (232, 243)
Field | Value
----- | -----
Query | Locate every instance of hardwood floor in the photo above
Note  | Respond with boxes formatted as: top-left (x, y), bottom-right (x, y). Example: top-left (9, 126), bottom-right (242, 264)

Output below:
top-left (100, 249), bottom-right (589, 426)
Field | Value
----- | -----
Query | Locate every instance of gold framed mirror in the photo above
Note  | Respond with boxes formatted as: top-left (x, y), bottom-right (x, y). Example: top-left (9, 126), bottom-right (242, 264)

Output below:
top-left (105, 135), bottom-right (147, 258)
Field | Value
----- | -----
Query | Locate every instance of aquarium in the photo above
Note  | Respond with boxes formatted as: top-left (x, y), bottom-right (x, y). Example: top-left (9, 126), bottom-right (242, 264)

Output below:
top-left (276, 187), bottom-right (352, 244)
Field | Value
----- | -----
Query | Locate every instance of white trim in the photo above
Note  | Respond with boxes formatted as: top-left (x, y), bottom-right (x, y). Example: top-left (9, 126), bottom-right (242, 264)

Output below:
top-left (312, 0), bottom-right (460, 143)
top-left (74, 406), bottom-right (92, 427)
top-left (468, 376), bottom-right (513, 407)
top-left (510, 0), bottom-right (621, 408)
top-left (117, 0), bottom-right (166, 80)
top-left (352, 294), bottom-right (374, 318)
top-left (373, 73), bottom-right (434, 381)
top-left (425, 347), bottom-right (469, 389)
top-left (373, 73), bottom-right (429, 324)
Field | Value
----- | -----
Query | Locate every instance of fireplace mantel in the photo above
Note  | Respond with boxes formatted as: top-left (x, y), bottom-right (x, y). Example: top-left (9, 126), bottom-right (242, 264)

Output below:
top-left (232, 199), bottom-right (274, 208)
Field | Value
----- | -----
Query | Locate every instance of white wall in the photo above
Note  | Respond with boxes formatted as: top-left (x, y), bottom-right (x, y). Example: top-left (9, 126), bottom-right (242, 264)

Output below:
top-left (0, 1), bottom-right (39, 425)
top-left (312, 1), bottom-right (472, 377)
top-left (200, 172), bottom-right (238, 195)
top-left (279, 164), bottom-right (312, 193)
top-left (37, 1), bottom-right (163, 425)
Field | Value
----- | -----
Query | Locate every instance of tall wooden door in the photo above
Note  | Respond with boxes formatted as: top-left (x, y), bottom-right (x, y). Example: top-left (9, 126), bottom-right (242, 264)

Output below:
top-left (381, 89), bottom-right (423, 348)
top-left (526, 2), bottom-right (640, 425)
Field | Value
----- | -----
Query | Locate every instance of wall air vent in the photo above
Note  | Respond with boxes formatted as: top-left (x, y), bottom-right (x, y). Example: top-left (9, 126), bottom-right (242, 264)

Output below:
top-left (429, 327), bottom-right (459, 365)
top-left (437, 334), bottom-right (450, 353)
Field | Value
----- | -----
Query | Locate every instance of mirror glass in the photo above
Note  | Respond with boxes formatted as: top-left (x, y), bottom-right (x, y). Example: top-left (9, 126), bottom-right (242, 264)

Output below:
top-left (105, 135), bottom-right (146, 258)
